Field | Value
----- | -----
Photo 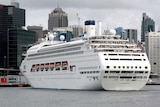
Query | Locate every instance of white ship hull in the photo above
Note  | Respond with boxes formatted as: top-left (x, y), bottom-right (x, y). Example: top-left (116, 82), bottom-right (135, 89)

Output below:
top-left (21, 49), bottom-right (150, 91)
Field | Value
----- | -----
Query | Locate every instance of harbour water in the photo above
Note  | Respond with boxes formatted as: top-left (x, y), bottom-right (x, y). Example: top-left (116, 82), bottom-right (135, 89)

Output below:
top-left (0, 85), bottom-right (160, 107)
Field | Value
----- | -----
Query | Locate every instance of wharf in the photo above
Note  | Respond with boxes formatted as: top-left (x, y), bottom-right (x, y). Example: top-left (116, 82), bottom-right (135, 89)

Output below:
top-left (146, 83), bottom-right (160, 85)
top-left (0, 84), bottom-right (30, 87)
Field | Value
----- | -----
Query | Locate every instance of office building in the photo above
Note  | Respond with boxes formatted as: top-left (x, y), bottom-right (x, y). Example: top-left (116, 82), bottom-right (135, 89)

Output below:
top-left (27, 26), bottom-right (43, 41)
top-left (125, 29), bottom-right (138, 43)
top-left (0, 4), bottom-right (25, 68)
top-left (8, 28), bottom-right (36, 69)
top-left (141, 13), bottom-right (155, 42)
top-left (145, 32), bottom-right (160, 80)
top-left (70, 25), bottom-right (83, 38)
top-left (0, 3), bottom-right (36, 72)
top-left (115, 27), bottom-right (127, 39)
top-left (48, 7), bottom-right (68, 31)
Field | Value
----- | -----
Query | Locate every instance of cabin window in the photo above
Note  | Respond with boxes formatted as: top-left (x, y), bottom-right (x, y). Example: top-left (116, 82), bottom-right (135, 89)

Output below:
top-left (105, 71), bottom-right (108, 73)
top-left (45, 63), bottom-right (49, 71)
top-left (36, 64), bottom-right (39, 71)
top-left (50, 63), bottom-right (54, 71)
top-left (135, 71), bottom-right (144, 74)
top-left (24, 65), bottom-right (26, 69)
top-left (40, 64), bottom-right (44, 71)
top-left (31, 65), bottom-right (36, 72)
top-left (62, 61), bottom-right (68, 70)
top-left (55, 62), bottom-right (61, 71)
top-left (145, 71), bottom-right (148, 74)
top-left (70, 65), bottom-right (76, 71)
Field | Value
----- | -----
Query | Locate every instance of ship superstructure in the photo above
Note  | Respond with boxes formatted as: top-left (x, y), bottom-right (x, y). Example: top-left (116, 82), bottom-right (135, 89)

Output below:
top-left (20, 20), bottom-right (151, 91)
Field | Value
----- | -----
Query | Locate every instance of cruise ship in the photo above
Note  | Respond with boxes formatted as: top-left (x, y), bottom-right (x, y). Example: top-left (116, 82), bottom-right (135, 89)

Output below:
top-left (20, 20), bottom-right (151, 91)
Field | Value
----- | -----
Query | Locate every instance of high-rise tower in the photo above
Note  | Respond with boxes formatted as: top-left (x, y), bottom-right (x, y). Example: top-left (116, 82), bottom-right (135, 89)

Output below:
top-left (141, 13), bottom-right (155, 42)
top-left (0, 4), bottom-right (25, 68)
top-left (48, 7), bottom-right (68, 31)
top-left (125, 29), bottom-right (138, 43)
top-left (0, 3), bottom-right (36, 70)
top-left (145, 32), bottom-right (160, 80)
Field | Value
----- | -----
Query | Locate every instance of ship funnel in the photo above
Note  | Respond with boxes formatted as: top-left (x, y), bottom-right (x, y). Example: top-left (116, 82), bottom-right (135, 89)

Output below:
top-left (84, 20), bottom-right (96, 37)
top-left (97, 21), bottom-right (102, 36)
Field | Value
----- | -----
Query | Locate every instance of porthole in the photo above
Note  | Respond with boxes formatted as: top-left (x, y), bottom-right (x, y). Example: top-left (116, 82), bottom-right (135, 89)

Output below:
top-left (106, 66), bottom-right (110, 68)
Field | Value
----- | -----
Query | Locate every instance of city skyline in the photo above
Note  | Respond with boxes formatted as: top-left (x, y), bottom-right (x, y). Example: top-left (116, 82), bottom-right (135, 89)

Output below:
top-left (1, 0), bottom-right (160, 40)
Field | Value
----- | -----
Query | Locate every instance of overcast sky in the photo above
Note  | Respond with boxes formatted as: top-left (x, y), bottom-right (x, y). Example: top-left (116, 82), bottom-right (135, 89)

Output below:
top-left (1, 0), bottom-right (160, 40)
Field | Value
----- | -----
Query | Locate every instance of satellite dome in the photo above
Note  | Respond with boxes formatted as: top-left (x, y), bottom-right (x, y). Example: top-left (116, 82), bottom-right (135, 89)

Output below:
top-left (53, 32), bottom-right (57, 35)
top-left (60, 35), bottom-right (65, 41)
top-left (109, 29), bottom-right (116, 35)
top-left (48, 33), bottom-right (54, 41)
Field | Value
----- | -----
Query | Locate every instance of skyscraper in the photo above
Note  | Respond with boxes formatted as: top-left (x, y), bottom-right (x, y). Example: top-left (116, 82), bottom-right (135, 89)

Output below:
top-left (145, 32), bottom-right (160, 81)
top-left (141, 13), bottom-right (155, 42)
top-left (27, 26), bottom-right (43, 41)
top-left (0, 3), bottom-right (36, 70)
top-left (48, 7), bottom-right (68, 31)
top-left (0, 4), bottom-right (24, 68)
top-left (115, 27), bottom-right (127, 39)
top-left (70, 25), bottom-right (83, 38)
top-left (125, 29), bottom-right (138, 43)
top-left (8, 28), bottom-right (36, 69)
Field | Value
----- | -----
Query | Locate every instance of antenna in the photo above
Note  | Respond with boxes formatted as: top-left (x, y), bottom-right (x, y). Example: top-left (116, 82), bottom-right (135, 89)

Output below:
top-left (11, 0), bottom-right (16, 2)
top-left (77, 13), bottom-right (81, 36)
top-left (57, 0), bottom-right (59, 8)
top-left (11, 0), bottom-right (19, 8)
top-left (77, 13), bottom-right (80, 26)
